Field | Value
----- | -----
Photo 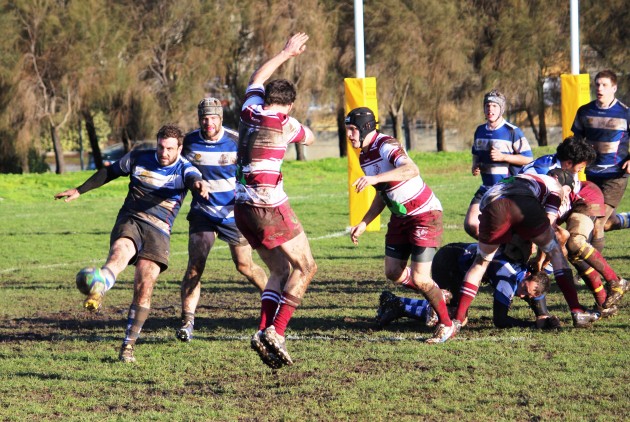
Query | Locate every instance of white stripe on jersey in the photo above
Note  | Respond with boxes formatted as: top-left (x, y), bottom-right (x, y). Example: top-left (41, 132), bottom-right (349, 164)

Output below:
top-left (203, 177), bottom-right (236, 192)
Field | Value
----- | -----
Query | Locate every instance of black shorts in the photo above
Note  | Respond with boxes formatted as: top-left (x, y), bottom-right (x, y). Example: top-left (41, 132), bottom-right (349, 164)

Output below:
top-left (187, 212), bottom-right (248, 246)
top-left (110, 214), bottom-right (170, 272)
top-left (431, 243), bottom-right (469, 304)
top-left (587, 175), bottom-right (629, 209)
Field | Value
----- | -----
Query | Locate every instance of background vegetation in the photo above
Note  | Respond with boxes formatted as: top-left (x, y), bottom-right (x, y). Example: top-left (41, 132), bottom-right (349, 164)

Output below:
top-left (0, 0), bottom-right (629, 173)
top-left (0, 149), bottom-right (628, 420)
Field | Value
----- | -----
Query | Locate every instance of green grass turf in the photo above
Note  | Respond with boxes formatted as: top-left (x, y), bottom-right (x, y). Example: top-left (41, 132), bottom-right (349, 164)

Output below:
top-left (0, 148), bottom-right (628, 420)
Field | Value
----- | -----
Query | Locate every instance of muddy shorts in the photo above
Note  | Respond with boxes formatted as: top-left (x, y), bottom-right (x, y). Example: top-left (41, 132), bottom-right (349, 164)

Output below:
top-left (385, 210), bottom-right (443, 261)
top-left (111, 214), bottom-right (170, 272)
top-left (478, 196), bottom-right (549, 245)
top-left (234, 201), bottom-right (304, 250)
top-left (187, 212), bottom-right (249, 246)
top-left (586, 175), bottom-right (628, 209)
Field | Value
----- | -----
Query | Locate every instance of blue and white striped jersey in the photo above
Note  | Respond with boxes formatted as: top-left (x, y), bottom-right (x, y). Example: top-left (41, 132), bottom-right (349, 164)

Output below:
top-left (472, 121), bottom-right (533, 187)
top-left (571, 99), bottom-right (630, 179)
top-left (182, 127), bottom-right (239, 224)
top-left (112, 149), bottom-right (201, 235)
top-left (458, 244), bottom-right (528, 307)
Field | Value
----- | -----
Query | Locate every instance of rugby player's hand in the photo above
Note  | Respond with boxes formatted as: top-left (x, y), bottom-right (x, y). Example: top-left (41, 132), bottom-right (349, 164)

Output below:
top-left (283, 32), bottom-right (309, 57)
top-left (490, 147), bottom-right (504, 162)
top-left (352, 175), bottom-right (376, 193)
top-left (535, 315), bottom-right (561, 329)
top-left (350, 222), bottom-right (366, 245)
top-left (194, 181), bottom-right (209, 200)
top-left (54, 188), bottom-right (80, 202)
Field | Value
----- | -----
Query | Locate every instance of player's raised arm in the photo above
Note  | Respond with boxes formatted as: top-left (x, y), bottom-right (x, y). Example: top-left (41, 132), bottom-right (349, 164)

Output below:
top-left (249, 32), bottom-right (309, 86)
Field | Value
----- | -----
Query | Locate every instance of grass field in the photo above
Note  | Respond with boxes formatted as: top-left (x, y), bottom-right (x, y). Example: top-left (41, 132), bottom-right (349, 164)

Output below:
top-left (0, 148), bottom-right (628, 421)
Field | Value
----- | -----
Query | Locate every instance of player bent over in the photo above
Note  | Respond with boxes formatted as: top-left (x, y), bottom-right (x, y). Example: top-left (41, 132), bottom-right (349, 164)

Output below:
top-left (55, 125), bottom-right (207, 363)
top-left (452, 173), bottom-right (600, 331)
top-left (235, 33), bottom-right (317, 368)
top-left (176, 98), bottom-right (268, 342)
top-left (521, 140), bottom-right (627, 314)
top-left (377, 242), bottom-right (560, 330)
top-left (346, 106), bottom-right (456, 344)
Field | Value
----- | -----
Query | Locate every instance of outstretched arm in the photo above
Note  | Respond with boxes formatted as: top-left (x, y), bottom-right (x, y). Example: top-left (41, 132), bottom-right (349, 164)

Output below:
top-left (249, 33), bottom-right (309, 86)
top-left (54, 166), bottom-right (118, 202)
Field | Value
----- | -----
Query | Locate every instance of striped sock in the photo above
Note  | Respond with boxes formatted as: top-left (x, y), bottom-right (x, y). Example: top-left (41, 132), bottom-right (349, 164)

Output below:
top-left (400, 297), bottom-right (430, 319)
top-left (271, 292), bottom-right (301, 336)
top-left (400, 267), bottom-right (419, 291)
top-left (455, 282), bottom-right (478, 321)
top-left (259, 289), bottom-right (281, 331)
top-left (616, 212), bottom-right (630, 229)
top-left (100, 266), bottom-right (116, 292)
top-left (123, 304), bottom-right (150, 346)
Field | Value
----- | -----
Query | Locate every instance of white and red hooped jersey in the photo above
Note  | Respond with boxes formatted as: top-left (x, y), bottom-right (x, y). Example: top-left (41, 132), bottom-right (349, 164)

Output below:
top-left (235, 84), bottom-right (306, 207)
top-left (480, 173), bottom-right (564, 218)
top-left (359, 133), bottom-right (441, 216)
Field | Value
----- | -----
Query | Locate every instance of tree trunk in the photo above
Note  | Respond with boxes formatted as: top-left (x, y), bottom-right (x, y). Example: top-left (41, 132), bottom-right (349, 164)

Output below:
top-left (403, 114), bottom-right (411, 151)
top-left (436, 109), bottom-right (445, 152)
top-left (51, 122), bottom-right (65, 174)
top-left (294, 142), bottom-right (306, 161)
top-left (121, 128), bottom-right (132, 152)
top-left (537, 78), bottom-right (548, 146)
top-left (526, 108), bottom-right (540, 145)
top-left (337, 106), bottom-right (347, 158)
top-left (394, 112), bottom-right (403, 141)
top-left (408, 117), bottom-right (418, 151)
top-left (82, 109), bottom-right (103, 169)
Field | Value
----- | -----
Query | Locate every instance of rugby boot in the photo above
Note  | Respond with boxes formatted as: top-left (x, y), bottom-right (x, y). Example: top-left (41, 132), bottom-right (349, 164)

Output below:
top-left (603, 278), bottom-right (629, 308)
top-left (176, 321), bottom-right (194, 342)
top-left (597, 304), bottom-right (619, 319)
top-left (83, 291), bottom-right (104, 313)
top-left (251, 330), bottom-right (283, 369)
top-left (262, 325), bottom-right (293, 366)
top-left (119, 343), bottom-right (136, 363)
top-left (426, 323), bottom-right (456, 344)
top-left (571, 309), bottom-right (601, 328)
top-left (375, 291), bottom-right (404, 327)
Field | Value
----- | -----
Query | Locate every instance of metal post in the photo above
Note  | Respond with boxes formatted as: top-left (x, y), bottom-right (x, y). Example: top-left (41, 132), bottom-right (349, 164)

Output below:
top-left (354, 0), bottom-right (365, 78)
top-left (570, 0), bottom-right (579, 74)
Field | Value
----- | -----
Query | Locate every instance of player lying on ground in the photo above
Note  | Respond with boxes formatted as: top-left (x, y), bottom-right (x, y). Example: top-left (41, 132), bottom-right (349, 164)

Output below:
top-left (376, 242), bottom-right (560, 330)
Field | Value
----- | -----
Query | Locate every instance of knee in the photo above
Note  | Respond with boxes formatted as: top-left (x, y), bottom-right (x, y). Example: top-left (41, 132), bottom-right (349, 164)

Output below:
top-left (303, 257), bottom-right (317, 281)
top-left (385, 267), bottom-right (405, 283)
top-left (566, 234), bottom-right (588, 256)
top-left (183, 264), bottom-right (204, 284)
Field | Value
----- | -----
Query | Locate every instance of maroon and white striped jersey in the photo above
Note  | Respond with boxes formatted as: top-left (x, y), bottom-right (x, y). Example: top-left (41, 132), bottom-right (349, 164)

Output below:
top-left (359, 133), bottom-right (441, 216)
top-left (236, 84), bottom-right (307, 207)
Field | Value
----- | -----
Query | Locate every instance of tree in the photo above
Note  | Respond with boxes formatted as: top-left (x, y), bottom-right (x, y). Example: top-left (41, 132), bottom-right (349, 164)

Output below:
top-left (9, 0), bottom-right (77, 173)
top-left (475, 0), bottom-right (570, 146)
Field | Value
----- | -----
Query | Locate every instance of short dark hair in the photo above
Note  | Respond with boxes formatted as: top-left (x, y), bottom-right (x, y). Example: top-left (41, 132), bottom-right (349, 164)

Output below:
top-left (264, 79), bottom-right (297, 106)
top-left (556, 136), bottom-right (596, 165)
top-left (156, 124), bottom-right (184, 146)
top-left (528, 271), bottom-right (550, 297)
top-left (595, 69), bottom-right (617, 86)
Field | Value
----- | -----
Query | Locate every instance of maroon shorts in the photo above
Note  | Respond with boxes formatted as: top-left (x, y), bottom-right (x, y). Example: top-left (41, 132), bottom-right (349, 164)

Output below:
top-left (234, 202), bottom-right (304, 249)
top-left (478, 197), bottom-right (549, 245)
top-left (386, 210), bottom-right (443, 248)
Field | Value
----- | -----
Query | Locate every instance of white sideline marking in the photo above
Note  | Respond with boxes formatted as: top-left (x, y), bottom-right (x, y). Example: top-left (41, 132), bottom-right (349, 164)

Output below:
top-left (188, 334), bottom-right (530, 343)
top-left (0, 223), bottom-right (461, 274)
